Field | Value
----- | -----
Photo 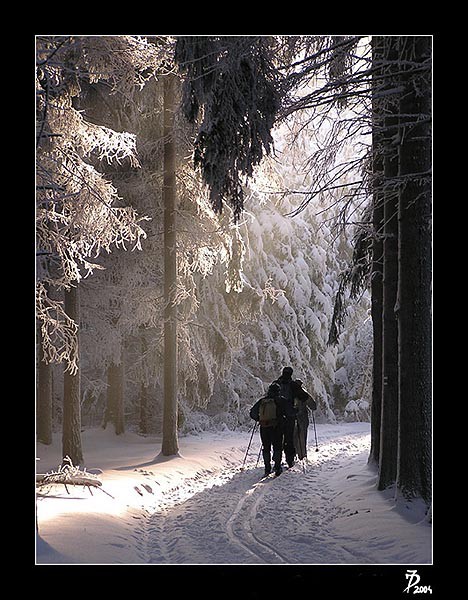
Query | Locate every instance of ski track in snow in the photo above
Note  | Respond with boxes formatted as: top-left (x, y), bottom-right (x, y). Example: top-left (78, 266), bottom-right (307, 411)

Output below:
top-left (137, 428), bottom-right (372, 564)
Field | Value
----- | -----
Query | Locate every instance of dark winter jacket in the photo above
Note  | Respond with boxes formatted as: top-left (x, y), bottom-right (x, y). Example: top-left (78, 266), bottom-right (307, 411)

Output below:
top-left (274, 376), bottom-right (316, 418)
top-left (274, 376), bottom-right (302, 418)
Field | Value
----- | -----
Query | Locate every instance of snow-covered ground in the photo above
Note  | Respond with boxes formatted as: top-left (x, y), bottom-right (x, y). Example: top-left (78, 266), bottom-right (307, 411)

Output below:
top-left (35, 422), bottom-right (431, 565)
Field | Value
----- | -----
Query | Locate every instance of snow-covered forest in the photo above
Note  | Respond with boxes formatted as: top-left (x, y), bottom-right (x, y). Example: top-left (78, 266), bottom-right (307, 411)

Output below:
top-left (36, 35), bottom-right (432, 578)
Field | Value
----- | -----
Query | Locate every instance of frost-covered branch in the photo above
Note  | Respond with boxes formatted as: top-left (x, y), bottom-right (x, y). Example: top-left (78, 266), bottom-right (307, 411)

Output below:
top-left (36, 36), bottom-right (164, 371)
top-left (36, 282), bottom-right (79, 374)
top-left (36, 456), bottom-right (113, 497)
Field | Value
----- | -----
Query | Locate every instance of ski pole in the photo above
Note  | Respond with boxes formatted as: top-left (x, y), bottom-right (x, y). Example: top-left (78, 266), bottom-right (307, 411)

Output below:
top-left (242, 421), bottom-right (258, 469)
top-left (311, 411), bottom-right (319, 452)
top-left (256, 445), bottom-right (263, 468)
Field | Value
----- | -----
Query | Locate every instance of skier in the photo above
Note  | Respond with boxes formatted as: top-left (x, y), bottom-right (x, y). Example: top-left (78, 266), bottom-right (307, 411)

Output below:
top-left (274, 367), bottom-right (313, 467)
top-left (293, 379), bottom-right (317, 461)
top-left (250, 382), bottom-right (285, 477)
top-left (273, 367), bottom-right (298, 467)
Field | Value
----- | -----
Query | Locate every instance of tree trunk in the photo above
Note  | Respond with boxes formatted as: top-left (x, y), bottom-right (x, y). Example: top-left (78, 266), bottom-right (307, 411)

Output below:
top-left (370, 196), bottom-right (384, 466)
top-left (377, 36), bottom-right (400, 490)
top-left (104, 360), bottom-right (125, 435)
top-left (396, 36), bottom-right (432, 504)
top-left (62, 286), bottom-right (83, 466)
top-left (161, 73), bottom-right (179, 456)
top-left (140, 382), bottom-right (149, 435)
top-left (369, 36), bottom-right (384, 466)
top-left (37, 325), bottom-right (53, 445)
top-left (378, 182), bottom-right (399, 490)
top-left (139, 334), bottom-right (149, 435)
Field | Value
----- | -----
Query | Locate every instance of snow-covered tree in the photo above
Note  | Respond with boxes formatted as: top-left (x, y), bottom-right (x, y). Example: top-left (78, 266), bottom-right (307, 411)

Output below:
top-left (73, 52), bottom-right (251, 443)
top-left (175, 36), bottom-right (282, 221)
top-left (36, 35), bottom-right (164, 373)
top-left (175, 108), bottom-right (372, 432)
top-left (36, 35), bottom-right (166, 459)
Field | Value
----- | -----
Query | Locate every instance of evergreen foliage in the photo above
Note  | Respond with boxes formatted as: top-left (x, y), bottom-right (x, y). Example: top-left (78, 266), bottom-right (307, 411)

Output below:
top-left (175, 36), bottom-right (281, 221)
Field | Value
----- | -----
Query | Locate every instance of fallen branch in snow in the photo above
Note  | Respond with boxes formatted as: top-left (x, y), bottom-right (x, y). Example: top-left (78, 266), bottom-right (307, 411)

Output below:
top-left (36, 456), bottom-right (114, 498)
top-left (36, 472), bottom-right (102, 488)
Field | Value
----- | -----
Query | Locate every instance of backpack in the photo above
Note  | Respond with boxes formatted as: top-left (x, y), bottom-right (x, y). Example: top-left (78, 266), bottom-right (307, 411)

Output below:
top-left (277, 379), bottom-right (296, 417)
top-left (279, 380), bottom-right (293, 403)
top-left (259, 397), bottom-right (277, 427)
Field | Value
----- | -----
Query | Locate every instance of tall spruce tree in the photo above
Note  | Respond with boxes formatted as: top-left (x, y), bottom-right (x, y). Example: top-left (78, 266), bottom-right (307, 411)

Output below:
top-left (378, 36), bottom-right (400, 490)
top-left (369, 36), bottom-right (385, 465)
top-left (396, 36), bottom-right (432, 504)
top-left (161, 72), bottom-right (179, 456)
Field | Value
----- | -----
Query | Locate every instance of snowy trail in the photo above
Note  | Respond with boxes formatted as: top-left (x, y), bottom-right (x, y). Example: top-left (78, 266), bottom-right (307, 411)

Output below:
top-left (36, 423), bottom-right (431, 565)
top-left (140, 427), bottom-right (378, 564)
top-left (225, 476), bottom-right (290, 563)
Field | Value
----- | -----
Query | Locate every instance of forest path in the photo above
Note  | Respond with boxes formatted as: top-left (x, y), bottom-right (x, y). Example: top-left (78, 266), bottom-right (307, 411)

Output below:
top-left (141, 426), bottom-right (372, 564)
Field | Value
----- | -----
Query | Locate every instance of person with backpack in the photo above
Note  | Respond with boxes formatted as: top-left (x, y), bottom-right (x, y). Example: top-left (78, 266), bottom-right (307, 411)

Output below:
top-left (249, 382), bottom-right (285, 477)
top-left (273, 367), bottom-right (297, 468)
top-left (274, 367), bottom-right (314, 467)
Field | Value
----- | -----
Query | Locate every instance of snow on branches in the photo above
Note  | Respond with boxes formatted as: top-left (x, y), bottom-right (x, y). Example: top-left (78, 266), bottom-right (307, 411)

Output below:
top-left (36, 36), bottom-right (159, 371)
top-left (37, 282), bottom-right (79, 373)
top-left (74, 35), bottom-right (169, 93)
top-left (175, 36), bottom-right (281, 222)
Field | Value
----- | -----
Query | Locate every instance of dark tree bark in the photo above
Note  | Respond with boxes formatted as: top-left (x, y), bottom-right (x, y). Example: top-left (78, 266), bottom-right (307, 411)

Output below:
top-left (161, 73), bottom-right (179, 456)
top-left (62, 286), bottom-right (84, 465)
top-left (378, 184), bottom-right (399, 489)
top-left (370, 195), bottom-right (384, 466)
top-left (396, 36), bottom-right (432, 504)
top-left (377, 37), bottom-right (400, 490)
top-left (369, 36), bottom-right (384, 466)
